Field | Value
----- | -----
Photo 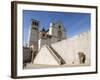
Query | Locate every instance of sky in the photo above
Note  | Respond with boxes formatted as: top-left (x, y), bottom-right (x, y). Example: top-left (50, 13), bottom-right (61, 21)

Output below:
top-left (23, 10), bottom-right (91, 44)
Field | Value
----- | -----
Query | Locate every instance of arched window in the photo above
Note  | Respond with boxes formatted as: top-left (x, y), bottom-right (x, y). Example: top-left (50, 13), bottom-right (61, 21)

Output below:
top-left (59, 26), bottom-right (61, 29)
top-left (32, 21), bottom-right (34, 25)
top-left (58, 26), bottom-right (62, 41)
top-left (34, 22), bottom-right (36, 26)
top-left (37, 22), bottom-right (39, 26)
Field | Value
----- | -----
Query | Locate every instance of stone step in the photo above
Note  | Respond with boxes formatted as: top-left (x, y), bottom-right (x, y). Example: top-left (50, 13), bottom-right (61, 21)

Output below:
top-left (46, 44), bottom-right (66, 65)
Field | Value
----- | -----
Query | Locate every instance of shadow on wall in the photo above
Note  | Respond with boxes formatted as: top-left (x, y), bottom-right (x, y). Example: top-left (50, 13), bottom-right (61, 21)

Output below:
top-left (78, 52), bottom-right (86, 64)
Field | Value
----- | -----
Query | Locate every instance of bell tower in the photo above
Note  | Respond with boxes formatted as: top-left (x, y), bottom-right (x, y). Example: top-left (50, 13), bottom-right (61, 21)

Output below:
top-left (48, 21), bottom-right (66, 42)
top-left (56, 22), bottom-right (66, 41)
top-left (28, 19), bottom-right (39, 51)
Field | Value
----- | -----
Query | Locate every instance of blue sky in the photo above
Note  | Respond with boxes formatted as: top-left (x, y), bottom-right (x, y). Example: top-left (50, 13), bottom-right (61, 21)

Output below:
top-left (23, 10), bottom-right (91, 44)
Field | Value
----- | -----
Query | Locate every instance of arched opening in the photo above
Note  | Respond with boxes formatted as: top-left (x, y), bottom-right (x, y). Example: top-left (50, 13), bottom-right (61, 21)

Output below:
top-left (58, 26), bottom-right (62, 41)
top-left (78, 52), bottom-right (86, 64)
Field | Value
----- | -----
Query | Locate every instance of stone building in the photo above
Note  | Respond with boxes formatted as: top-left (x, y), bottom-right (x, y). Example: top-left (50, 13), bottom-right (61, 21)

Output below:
top-left (23, 19), bottom-right (66, 65)
top-left (34, 31), bottom-right (90, 66)
top-left (23, 19), bottom-right (90, 68)
top-left (28, 19), bottom-right (66, 55)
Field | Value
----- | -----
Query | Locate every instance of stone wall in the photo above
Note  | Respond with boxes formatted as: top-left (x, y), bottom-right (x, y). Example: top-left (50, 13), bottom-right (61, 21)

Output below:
top-left (34, 31), bottom-right (91, 66)
top-left (34, 45), bottom-right (59, 65)
top-left (23, 47), bottom-right (31, 63)
top-left (52, 31), bottom-right (91, 65)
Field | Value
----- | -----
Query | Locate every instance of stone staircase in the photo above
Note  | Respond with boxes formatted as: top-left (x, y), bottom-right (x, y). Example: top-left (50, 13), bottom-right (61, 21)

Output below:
top-left (46, 44), bottom-right (66, 65)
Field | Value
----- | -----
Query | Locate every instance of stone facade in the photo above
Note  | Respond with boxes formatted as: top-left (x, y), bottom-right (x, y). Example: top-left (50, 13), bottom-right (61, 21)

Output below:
top-left (23, 19), bottom-right (66, 66)
top-left (28, 19), bottom-right (66, 51)
top-left (23, 47), bottom-right (31, 63)
top-left (34, 31), bottom-right (90, 66)
top-left (28, 19), bottom-right (39, 51)
top-left (23, 19), bottom-right (90, 68)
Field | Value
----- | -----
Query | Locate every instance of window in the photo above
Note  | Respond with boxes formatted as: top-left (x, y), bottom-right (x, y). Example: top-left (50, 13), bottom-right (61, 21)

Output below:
top-left (32, 21), bottom-right (34, 25)
top-left (34, 22), bottom-right (36, 26)
top-left (59, 26), bottom-right (61, 29)
top-left (43, 33), bottom-right (45, 37)
top-left (37, 22), bottom-right (39, 26)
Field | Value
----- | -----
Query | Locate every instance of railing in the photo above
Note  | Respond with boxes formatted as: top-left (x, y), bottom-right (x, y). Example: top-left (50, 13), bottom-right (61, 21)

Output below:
top-left (46, 44), bottom-right (66, 65)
